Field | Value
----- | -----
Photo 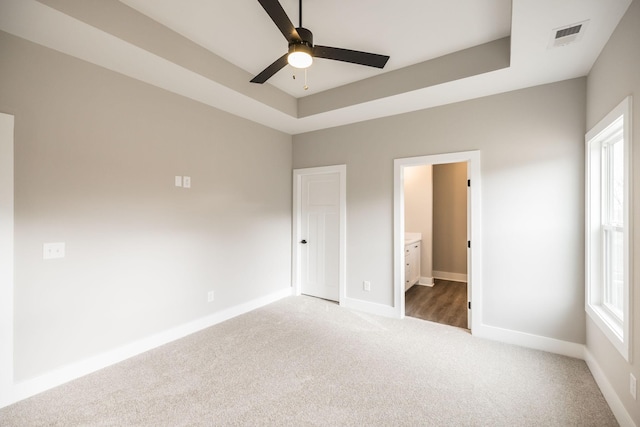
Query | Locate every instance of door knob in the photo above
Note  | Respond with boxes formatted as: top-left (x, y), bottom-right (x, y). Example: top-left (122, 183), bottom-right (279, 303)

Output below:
top-left (300, 239), bottom-right (307, 244)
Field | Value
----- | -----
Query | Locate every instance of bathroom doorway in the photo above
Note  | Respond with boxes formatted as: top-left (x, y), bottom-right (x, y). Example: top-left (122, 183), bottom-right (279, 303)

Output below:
top-left (403, 162), bottom-right (468, 328)
top-left (393, 151), bottom-right (481, 332)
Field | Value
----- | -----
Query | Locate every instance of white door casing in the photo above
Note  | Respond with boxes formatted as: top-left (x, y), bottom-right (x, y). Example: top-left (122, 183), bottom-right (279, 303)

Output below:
top-left (394, 151), bottom-right (481, 332)
top-left (293, 165), bottom-right (346, 303)
top-left (466, 164), bottom-right (472, 328)
top-left (0, 113), bottom-right (15, 408)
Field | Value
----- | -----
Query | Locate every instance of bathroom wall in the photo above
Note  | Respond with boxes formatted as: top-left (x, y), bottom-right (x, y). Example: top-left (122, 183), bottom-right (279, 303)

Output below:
top-left (433, 162), bottom-right (468, 279)
top-left (403, 165), bottom-right (433, 284)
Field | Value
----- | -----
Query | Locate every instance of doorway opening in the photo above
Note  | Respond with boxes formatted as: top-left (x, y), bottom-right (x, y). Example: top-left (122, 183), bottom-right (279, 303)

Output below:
top-left (403, 162), bottom-right (468, 329)
top-left (393, 151), bottom-right (481, 333)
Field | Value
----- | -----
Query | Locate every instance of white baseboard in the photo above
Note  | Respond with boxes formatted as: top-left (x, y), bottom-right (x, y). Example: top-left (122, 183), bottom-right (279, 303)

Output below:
top-left (341, 296), bottom-right (399, 318)
top-left (418, 276), bottom-right (434, 287)
top-left (1, 287), bottom-right (293, 409)
top-left (584, 350), bottom-right (637, 427)
top-left (474, 324), bottom-right (636, 425)
top-left (5, 290), bottom-right (632, 427)
top-left (344, 299), bottom-right (588, 360)
top-left (472, 323), bottom-right (585, 359)
top-left (433, 271), bottom-right (467, 283)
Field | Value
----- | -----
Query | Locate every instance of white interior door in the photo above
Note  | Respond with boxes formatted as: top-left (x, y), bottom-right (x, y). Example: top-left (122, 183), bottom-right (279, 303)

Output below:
top-left (294, 166), bottom-right (345, 303)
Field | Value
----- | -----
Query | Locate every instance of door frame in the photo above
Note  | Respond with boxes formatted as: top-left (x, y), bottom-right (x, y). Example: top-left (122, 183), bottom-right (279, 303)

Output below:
top-left (292, 165), bottom-right (347, 304)
top-left (0, 113), bottom-right (15, 407)
top-left (393, 151), bottom-right (481, 332)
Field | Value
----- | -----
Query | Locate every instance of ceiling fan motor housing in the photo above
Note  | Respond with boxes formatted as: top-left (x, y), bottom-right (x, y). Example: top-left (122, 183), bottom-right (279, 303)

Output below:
top-left (288, 27), bottom-right (313, 67)
top-left (290, 27), bottom-right (313, 49)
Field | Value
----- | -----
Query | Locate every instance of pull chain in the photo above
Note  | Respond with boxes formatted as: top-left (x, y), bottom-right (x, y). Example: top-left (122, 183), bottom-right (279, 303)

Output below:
top-left (291, 68), bottom-right (309, 91)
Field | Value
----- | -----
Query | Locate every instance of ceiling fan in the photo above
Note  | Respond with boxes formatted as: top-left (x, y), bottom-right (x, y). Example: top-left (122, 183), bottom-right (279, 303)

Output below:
top-left (250, 0), bottom-right (390, 84)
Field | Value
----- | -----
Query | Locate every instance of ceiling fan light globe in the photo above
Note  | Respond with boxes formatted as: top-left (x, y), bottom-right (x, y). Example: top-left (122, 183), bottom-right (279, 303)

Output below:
top-left (288, 51), bottom-right (313, 68)
top-left (287, 42), bottom-right (313, 69)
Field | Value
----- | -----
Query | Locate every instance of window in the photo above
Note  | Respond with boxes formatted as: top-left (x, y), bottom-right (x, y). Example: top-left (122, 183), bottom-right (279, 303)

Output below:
top-left (586, 96), bottom-right (632, 361)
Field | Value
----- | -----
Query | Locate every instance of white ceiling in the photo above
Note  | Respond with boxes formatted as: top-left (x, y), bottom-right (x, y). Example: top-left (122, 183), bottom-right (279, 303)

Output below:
top-left (120, 0), bottom-right (513, 98)
top-left (0, 0), bottom-right (633, 134)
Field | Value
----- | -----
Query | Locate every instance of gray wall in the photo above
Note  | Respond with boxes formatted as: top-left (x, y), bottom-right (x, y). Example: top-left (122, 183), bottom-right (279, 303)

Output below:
top-left (586, 0), bottom-right (640, 424)
top-left (433, 162), bottom-right (467, 276)
top-left (0, 32), bottom-right (293, 381)
top-left (293, 77), bottom-right (586, 343)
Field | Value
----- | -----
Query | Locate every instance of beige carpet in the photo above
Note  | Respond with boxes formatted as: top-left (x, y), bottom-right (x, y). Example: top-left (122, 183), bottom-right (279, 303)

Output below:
top-left (0, 296), bottom-right (617, 426)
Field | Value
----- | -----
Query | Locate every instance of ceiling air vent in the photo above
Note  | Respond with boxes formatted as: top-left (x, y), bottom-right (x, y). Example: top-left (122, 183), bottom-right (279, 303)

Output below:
top-left (548, 20), bottom-right (589, 48)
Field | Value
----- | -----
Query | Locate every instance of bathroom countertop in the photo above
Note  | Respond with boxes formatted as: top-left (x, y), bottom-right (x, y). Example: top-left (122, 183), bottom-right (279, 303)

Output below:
top-left (405, 232), bottom-right (422, 245)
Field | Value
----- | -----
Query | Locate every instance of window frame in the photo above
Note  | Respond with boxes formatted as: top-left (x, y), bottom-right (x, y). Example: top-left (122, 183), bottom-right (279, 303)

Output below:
top-left (585, 96), bottom-right (633, 362)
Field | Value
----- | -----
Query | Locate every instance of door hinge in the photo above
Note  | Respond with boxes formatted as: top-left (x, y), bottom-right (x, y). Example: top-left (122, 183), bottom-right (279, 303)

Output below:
top-left (468, 301), bottom-right (471, 310)
top-left (467, 240), bottom-right (471, 248)
top-left (467, 179), bottom-right (471, 187)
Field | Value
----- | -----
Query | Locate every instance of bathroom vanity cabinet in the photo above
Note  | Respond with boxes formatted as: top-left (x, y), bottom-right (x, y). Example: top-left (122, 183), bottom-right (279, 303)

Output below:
top-left (404, 239), bottom-right (421, 291)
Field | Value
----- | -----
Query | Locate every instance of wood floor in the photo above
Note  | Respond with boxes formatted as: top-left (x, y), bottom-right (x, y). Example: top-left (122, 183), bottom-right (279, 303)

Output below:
top-left (405, 279), bottom-right (468, 329)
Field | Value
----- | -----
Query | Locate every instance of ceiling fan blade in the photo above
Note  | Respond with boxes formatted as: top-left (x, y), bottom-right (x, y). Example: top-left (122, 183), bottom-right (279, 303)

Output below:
top-left (257, 0), bottom-right (301, 42)
top-left (313, 45), bottom-right (390, 69)
top-left (250, 53), bottom-right (289, 84)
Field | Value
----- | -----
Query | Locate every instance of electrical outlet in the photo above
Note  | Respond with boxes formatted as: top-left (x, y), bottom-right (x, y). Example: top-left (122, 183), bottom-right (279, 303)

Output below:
top-left (43, 242), bottom-right (65, 260)
top-left (207, 291), bottom-right (215, 302)
top-left (631, 374), bottom-right (637, 400)
top-left (363, 281), bottom-right (371, 291)
top-left (183, 176), bottom-right (191, 188)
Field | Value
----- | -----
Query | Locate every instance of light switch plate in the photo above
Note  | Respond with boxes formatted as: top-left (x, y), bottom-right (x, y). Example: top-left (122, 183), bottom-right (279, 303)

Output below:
top-left (43, 242), bottom-right (65, 259)
top-left (174, 176), bottom-right (183, 187)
